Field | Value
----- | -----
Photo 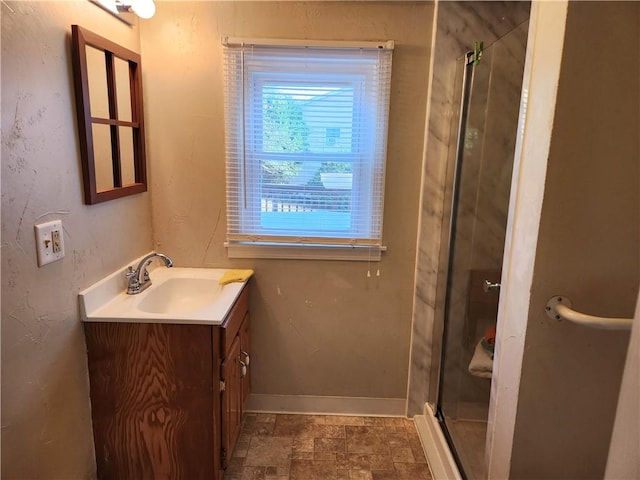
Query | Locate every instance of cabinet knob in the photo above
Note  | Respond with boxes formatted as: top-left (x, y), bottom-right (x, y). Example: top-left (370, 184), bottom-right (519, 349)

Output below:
top-left (241, 350), bottom-right (250, 366)
top-left (239, 360), bottom-right (247, 377)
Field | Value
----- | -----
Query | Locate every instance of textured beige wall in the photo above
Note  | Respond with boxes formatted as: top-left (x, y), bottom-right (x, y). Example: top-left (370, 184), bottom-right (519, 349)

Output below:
top-left (509, 2), bottom-right (639, 478)
top-left (141, 1), bottom-right (432, 400)
top-left (1, 2), bottom-right (152, 478)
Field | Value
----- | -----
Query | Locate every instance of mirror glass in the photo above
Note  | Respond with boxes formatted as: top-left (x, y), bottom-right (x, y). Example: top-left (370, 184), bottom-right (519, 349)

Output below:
top-left (120, 127), bottom-right (135, 185)
top-left (72, 25), bottom-right (147, 204)
top-left (114, 57), bottom-right (132, 122)
top-left (86, 46), bottom-right (110, 118)
top-left (92, 124), bottom-right (114, 191)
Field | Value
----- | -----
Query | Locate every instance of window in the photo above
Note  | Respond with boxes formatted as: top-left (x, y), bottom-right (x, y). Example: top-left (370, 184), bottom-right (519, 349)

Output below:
top-left (223, 38), bottom-right (393, 260)
top-left (325, 127), bottom-right (341, 148)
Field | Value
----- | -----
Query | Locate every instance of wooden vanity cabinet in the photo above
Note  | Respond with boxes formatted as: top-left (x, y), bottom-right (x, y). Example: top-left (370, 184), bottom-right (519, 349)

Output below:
top-left (84, 285), bottom-right (250, 480)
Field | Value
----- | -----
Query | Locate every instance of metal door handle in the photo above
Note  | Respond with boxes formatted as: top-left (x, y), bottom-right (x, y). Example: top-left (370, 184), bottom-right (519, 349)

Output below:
top-left (483, 279), bottom-right (501, 293)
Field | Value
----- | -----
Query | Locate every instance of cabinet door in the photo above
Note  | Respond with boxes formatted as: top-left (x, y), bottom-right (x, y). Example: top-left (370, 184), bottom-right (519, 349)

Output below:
top-left (85, 323), bottom-right (216, 480)
top-left (240, 313), bottom-right (251, 403)
top-left (220, 334), bottom-right (242, 468)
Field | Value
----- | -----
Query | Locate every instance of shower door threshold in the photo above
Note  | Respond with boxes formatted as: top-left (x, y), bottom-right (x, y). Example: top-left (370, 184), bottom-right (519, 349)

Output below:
top-left (414, 403), bottom-right (463, 480)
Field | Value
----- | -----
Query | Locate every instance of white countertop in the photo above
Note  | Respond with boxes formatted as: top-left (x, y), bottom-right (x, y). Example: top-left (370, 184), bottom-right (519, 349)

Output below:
top-left (79, 254), bottom-right (248, 325)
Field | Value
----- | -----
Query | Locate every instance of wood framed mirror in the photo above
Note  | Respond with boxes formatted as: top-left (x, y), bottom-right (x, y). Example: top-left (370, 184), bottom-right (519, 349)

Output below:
top-left (71, 25), bottom-right (147, 204)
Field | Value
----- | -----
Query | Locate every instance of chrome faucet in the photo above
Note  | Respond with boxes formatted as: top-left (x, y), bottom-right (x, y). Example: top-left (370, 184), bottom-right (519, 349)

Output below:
top-left (125, 253), bottom-right (173, 295)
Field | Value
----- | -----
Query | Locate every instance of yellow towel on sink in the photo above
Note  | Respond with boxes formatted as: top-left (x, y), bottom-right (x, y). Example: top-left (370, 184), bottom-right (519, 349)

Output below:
top-left (219, 269), bottom-right (254, 285)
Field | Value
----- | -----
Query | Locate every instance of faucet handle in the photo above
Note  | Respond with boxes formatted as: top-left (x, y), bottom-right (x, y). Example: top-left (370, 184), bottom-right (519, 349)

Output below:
top-left (125, 266), bottom-right (141, 294)
top-left (140, 261), bottom-right (152, 283)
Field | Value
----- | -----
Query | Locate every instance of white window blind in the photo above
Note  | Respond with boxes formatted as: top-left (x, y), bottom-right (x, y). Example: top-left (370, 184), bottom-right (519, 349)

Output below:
top-left (222, 39), bottom-right (393, 259)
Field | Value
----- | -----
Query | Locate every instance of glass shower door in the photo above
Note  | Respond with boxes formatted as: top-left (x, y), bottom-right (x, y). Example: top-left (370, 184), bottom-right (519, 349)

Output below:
top-left (436, 21), bottom-right (529, 480)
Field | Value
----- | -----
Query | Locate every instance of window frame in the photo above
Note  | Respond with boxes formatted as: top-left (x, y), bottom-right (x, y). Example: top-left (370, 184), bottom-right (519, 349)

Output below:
top-left (223, 38), bottom-right (393, 260)
top-left (71, 25), bottom-right (147, 205)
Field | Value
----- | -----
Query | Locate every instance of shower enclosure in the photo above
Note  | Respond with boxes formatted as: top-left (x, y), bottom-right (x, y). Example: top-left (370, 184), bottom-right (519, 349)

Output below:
top-left (435, 21), bottom-right (529, 479)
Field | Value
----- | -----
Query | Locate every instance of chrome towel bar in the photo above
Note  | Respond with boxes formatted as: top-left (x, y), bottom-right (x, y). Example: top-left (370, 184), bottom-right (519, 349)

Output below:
top-left (545, 295), bottom-right (633, 330)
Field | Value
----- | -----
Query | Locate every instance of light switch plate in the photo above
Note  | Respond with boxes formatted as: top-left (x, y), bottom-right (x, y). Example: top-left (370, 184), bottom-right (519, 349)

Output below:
top-left (34, 220), bottom-right (65, 267)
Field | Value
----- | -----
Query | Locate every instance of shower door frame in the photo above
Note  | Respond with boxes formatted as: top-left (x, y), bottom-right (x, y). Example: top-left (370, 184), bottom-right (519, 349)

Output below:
top-left (433, 49), bottom-right (478, 479)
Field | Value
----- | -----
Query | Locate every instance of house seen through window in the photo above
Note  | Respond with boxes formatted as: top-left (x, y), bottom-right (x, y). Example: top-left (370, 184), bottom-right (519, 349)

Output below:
top-left (223, 40), bottom-right (393, 259)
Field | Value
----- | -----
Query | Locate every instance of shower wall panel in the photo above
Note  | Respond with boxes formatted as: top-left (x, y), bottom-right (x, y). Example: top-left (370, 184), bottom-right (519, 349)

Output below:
top-left (408, 1), bottom-right (530, 416)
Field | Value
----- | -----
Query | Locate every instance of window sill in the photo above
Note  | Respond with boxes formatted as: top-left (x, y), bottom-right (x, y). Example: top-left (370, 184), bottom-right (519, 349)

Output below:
top-left (225, 242), bottom-right (386, 261)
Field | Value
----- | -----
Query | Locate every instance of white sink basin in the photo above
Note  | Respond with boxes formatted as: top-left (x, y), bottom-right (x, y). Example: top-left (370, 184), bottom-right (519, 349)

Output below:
top-left (138, 277), bottom-right (222, 314)
top-left (79, 254), bottom-right (248, 325)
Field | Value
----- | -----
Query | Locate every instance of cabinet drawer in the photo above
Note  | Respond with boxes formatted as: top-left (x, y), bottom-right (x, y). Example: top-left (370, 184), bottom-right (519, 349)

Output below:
top-left (220, 286), bottom-right (249, 353)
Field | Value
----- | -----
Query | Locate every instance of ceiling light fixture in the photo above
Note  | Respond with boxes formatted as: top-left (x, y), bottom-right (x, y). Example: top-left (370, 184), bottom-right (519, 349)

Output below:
top-left (91, 0), bottom-right (156, 21)
top-left (119, 0), bottom-right (156, 19)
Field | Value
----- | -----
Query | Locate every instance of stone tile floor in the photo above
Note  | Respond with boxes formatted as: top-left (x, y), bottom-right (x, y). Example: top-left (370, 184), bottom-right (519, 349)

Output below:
top-left (223, 413), bottom-right (432, 480)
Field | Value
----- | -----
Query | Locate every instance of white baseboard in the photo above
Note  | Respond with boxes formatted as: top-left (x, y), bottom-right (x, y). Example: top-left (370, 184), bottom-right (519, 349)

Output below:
top-left (414, 403), bottom-right (462, 480)
top-left (246, 394), bottom-right (406, 417)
